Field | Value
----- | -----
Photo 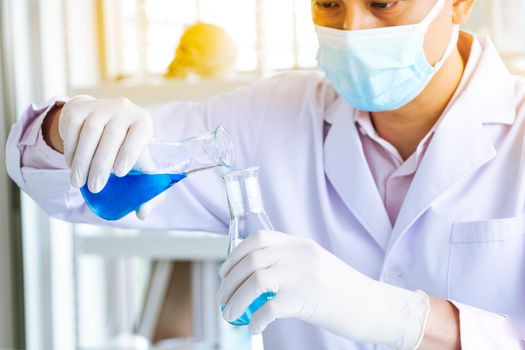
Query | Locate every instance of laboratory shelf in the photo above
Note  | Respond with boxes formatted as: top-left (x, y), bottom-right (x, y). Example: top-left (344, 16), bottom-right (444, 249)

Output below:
top-left (75, 229), bottom-right (228, 260)
top-left (73, 228), bottom-right (230, 349)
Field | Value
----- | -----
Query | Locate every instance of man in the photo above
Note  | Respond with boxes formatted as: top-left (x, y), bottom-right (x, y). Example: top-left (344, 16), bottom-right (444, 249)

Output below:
top-left (6, 0), bottom-right (524, 348)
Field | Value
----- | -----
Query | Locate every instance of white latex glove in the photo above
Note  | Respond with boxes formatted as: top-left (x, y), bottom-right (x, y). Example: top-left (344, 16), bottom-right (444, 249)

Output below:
top-left (217, 230), bottom-right (430, 350)
top-left (59, 95), bottom-right (164, 219)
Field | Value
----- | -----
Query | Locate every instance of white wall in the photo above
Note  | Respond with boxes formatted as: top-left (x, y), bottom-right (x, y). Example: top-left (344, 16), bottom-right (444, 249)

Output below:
top-left (0, 1), bottom-right (21, 348)
top-left (0, 45), bottom-right (16, 350)
top-left (2, 1), bottom-right (72, 349)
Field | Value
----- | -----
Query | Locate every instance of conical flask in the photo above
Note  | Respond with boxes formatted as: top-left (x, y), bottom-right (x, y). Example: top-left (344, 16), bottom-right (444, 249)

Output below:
top-left (81, 126), bottom-right (234, 221)
top-left (220, 167), bottom-right (276, 326)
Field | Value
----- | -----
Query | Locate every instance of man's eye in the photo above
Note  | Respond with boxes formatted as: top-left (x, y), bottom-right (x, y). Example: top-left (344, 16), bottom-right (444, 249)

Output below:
top-left (316, 2), bottom-right (340, 9)
top-left (370, 1), bottom-right (397, 9)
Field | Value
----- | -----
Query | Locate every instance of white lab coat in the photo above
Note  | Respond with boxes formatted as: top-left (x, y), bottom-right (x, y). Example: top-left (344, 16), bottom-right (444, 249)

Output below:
top-left (6, 34), bottom-right (525, 349)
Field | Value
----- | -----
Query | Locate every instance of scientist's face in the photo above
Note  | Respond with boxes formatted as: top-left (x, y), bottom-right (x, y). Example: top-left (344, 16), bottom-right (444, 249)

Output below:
top-left (312, 0), bottom-right (475, 66)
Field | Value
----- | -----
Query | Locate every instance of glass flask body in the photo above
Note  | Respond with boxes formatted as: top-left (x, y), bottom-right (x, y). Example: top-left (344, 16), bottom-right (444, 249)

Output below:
top-left (221, 167), bottom-right (276, 326)
top-left (80, 126), bottom-right (233, 220)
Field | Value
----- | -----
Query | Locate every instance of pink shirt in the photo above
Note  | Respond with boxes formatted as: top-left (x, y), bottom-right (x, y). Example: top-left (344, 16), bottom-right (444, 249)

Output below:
top-left (19, 101), bottom-right (67, 170)
top-left (356, 110), bottom-right (435, 224)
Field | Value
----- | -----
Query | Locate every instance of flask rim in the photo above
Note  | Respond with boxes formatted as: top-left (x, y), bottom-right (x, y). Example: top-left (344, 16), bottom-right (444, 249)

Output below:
top-left (212, 126), bottom-right (235, 168)
top-left (221, 166), bottom-right (259, 180)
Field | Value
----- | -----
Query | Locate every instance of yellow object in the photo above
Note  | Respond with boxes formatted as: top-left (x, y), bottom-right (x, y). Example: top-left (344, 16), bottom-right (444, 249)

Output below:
top-left (165, 23), bottom-right (237, 79)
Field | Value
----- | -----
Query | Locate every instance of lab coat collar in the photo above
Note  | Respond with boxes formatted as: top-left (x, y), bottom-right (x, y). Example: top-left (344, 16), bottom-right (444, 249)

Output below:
top-left (387, 34), bottom-right (515, 252)
top-left (387, 101), bottom-right (497, 252)
top-left (324, 99), bottom-right (393, 251)
top-left (449, 34), bottom-right (516, 125)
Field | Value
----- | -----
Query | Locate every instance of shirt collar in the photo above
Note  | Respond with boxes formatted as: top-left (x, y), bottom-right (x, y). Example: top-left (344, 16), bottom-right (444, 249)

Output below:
top-left (354, 109), bottom-right (435, 167)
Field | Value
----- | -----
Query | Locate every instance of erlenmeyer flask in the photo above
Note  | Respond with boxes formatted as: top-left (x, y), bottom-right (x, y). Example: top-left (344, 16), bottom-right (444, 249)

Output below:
top-left (81, 126), bottom-right (234, 221)
top-left (220, 167), bottom-right (276, 326)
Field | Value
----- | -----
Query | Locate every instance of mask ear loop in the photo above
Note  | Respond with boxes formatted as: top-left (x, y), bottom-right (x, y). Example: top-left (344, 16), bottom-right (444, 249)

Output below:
top-left (431, 24), bottom-right (461, 70)
top-left (419, 0), bottom-right (447, 32)
top-left (418, 0), bottom-right (460, 70)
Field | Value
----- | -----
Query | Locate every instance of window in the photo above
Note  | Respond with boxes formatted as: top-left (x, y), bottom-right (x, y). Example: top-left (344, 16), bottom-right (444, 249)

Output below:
top-left (97, 0), bottom-right (525, 84)
top-left (101, 0), bottom-right (318, 80)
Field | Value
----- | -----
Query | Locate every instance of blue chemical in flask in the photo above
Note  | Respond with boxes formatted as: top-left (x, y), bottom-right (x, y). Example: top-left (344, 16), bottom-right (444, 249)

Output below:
top-left (80, 126), bottom-right (233, 221)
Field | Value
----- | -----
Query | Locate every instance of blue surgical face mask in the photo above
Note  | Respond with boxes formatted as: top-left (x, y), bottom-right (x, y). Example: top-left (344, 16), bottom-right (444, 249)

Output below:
top-left (315, 0), bottom-right (460, 112)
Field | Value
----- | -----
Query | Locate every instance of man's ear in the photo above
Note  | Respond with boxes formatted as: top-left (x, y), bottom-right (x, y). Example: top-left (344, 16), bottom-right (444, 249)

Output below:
top-left (452, 0), bottom-right (476, 25)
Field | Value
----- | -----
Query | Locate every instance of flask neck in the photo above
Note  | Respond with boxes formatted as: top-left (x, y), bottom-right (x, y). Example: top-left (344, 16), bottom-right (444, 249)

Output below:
top-left (134, 126), bottom-right (234, 174)
top-left (223, 168), bottom-right (267, 218)
top-left (222, 167), bottom-right (273, 255)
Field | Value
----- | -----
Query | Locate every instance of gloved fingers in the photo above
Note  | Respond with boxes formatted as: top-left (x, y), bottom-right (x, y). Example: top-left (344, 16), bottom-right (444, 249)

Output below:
top-left (114, 118), bottom-right (153, 177)
top-left (87, 118), bottom-right (129, 192)
top-left (61, 96), bottom-right (152, 189)
top-left (136, 191), bottom-right (166, 220)
top-left (248, 293), bottom-right (291, 335)
top-left (70, 111), bottom-right (113, 190)
top-left (217, 246), bottom-right (279, 306)
top-left (60, 95), bottom-right (96, 168)
top-left (219, 230), bottom-right (291, 278)
top-left (222, 268), bottom-right (280, 323)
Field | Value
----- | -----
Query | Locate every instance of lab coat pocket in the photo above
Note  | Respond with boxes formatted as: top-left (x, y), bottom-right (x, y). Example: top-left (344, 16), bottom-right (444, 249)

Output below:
top-left (448, 215), bottom-right (525, 316)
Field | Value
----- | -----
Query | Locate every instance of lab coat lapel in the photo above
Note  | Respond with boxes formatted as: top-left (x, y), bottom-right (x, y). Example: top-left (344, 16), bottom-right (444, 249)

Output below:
top-left (324, 99), bottom-right (392, 250)
top-left (387, 36), bottom-right (515, 252)
top-left (387, 110), bottom-right (496, 251)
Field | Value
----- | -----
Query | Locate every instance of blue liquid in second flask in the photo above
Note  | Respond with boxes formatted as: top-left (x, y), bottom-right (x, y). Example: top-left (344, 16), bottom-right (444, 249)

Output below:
top-left (80, 170), bottom-right (187, 221)
top-left (222, 291), bottom-right (276, 326)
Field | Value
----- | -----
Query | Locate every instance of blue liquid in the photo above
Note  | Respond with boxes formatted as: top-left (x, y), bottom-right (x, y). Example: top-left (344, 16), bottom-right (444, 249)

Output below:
top-left (221, 292), bottom-right (276, 326)
top-left (80, 171), bottom-right (187, 221)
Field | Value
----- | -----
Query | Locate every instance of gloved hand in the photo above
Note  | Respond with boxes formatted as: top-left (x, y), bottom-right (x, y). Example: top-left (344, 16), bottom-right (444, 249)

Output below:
top-left (59, 95), bottom-right (164, 220)
top-left (217, 230), bottom-right (430, 350)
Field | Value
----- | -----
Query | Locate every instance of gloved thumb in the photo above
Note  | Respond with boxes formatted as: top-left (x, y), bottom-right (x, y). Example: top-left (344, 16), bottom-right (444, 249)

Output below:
top-left (136, 192), bottom-right (166, 220)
